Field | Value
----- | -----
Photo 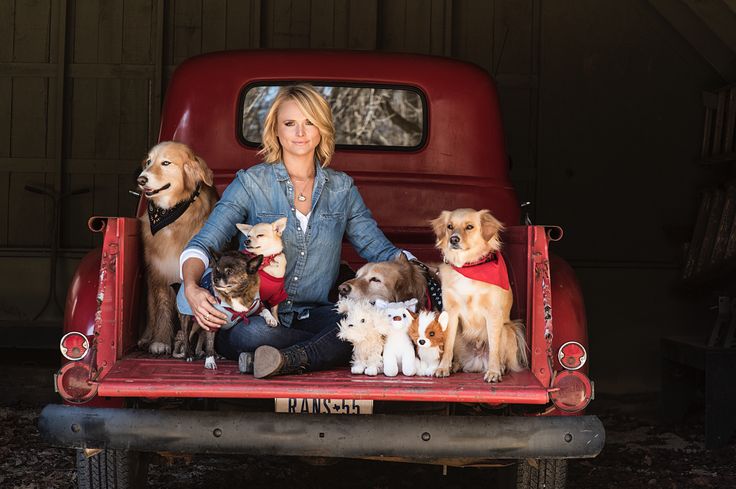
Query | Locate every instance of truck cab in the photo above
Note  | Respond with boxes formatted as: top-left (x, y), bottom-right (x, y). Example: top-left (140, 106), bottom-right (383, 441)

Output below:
top-left (40, 50), bottom-right (603, 489)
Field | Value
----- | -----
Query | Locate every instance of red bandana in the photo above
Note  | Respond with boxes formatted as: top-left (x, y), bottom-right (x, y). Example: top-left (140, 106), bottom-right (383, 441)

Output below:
top-left (451, 252), bottom-right (510, 290)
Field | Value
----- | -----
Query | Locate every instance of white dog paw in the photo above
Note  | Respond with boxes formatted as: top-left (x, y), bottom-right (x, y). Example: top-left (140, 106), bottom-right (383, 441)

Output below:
top-left (384, 366), bottom-right (399, 377)
top-left (261, 310), bottom-right (278, 327)
top-left (402, 365), bottom-right (416, 376)
top-left (204, 356), bottom-right (217, 370)
top-left (351, 365), bottom-right (365, 374)
top-left (484, 370), bottom-right (503, 383)
top-left (149, 342), bottom-right (171, 355)
top-left (364, 366), bottom-right (379, 376)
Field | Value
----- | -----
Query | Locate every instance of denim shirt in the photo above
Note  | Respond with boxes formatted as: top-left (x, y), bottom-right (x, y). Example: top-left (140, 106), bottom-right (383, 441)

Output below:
top-left (185, 161), bottom-right (401, 327)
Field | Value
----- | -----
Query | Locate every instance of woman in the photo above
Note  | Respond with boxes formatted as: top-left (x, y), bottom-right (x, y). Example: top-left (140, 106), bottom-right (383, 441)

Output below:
top-left (178, 84), bottom-right (406, 378)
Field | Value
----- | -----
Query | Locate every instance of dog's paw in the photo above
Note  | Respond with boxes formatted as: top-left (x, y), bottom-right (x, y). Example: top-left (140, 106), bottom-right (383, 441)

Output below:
top-left (435, 366), bottom-right (451, 378)
top-left (484, 369), bottom-right (503, 383)
top-left (351, 365), bottom-right (365, 374)
top-left (260, 310), bottom-right (278, 327)
top-left (149, 341), bottom-right (171, 355)
top-left (137, 337), bottom-right (151, 349)
top-left (204, 356), bottom-right (217, 370)
top-left (364, 366), bottom-right (379, 376)
top-left (383, 365), bottom-right (399, 377)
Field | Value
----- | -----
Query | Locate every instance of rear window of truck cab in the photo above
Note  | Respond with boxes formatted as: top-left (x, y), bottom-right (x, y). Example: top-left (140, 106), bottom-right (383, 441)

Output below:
top-left (240, 84), bottom-right (427, 150)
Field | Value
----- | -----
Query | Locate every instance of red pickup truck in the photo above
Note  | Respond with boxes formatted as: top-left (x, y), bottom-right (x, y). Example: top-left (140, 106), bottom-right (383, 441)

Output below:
top-left (39, 50), bottom-right (603, 489)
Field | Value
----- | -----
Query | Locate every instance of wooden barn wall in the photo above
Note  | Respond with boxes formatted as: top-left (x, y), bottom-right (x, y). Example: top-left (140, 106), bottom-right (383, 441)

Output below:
top-left (0, 0), bottom-right (721, 392)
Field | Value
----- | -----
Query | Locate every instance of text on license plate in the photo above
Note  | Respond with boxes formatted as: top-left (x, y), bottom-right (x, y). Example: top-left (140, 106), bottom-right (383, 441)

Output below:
top-left (275, 398), bottom-right (373, 414)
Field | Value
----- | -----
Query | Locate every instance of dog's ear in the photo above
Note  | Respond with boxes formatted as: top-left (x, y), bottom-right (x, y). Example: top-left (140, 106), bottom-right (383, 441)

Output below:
top-left (184, 151), bottom-right (214, 187)
top-left (236, 223), bottom-right (252, 236)
top-left (479, 209), bottom-right (505, 251)
top-left (245, 254), bottom-right (264, 274)
top-left (272, 217), bottom-right (288, 236)
top-left (438, 311), bottom-right (449, 331)
top-left (430, 211), bottom-right (451, 239)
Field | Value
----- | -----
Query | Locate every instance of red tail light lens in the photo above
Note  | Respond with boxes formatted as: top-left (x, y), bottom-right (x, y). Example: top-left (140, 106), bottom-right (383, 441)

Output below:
top-left (60, 332), bottom-right (90, 361)
top-left (55, 362), bottom-right (97, 403)
top-left (558, 341), bottom-right (587, 370)
top-left (550, 370), bottom-right (593, 412)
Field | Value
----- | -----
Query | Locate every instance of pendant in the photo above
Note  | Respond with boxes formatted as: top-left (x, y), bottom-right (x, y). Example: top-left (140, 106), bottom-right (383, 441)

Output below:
top-left (297, 193), bottom-right (307, 202)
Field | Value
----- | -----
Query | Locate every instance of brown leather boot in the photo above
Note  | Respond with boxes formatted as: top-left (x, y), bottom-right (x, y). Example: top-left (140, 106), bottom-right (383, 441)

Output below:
top-left (253, 345), bottom-right (309, 378)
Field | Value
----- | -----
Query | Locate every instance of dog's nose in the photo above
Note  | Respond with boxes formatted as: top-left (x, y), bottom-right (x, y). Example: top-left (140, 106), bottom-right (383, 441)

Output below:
top-left (449, 234), bottom-right (460, 245)
top-left (137, 175), bottom-right (148, 187)
top-left (338, 283), bottom-right (351, 297)
top-left (418, 339), bottom-right (426, 345)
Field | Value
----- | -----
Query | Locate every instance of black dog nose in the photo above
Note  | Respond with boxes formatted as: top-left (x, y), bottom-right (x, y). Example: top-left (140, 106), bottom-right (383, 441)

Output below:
top-left (137, 175), bottom-right (148, 186)
top-left (449, 235), bottom-right (460, 245)
top-left (244, 237), bottom-right (251, 247)
top-left (418, 339), bottom-right (426, 345)
top-left (338, 283), bottom-right (351, 297)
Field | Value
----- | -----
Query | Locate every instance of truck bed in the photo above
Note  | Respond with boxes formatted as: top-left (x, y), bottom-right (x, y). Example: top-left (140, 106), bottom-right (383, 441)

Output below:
top-left (97, 353), bottom-right (549, 404)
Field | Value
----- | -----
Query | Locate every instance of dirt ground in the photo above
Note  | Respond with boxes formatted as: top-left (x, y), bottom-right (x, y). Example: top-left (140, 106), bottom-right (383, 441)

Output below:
top-left (1, 355), bottom-right (734, 489)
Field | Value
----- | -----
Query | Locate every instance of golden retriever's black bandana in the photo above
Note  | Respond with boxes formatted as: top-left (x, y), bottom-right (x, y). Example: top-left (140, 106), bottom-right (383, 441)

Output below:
top-left (411, 260), bottom-right (443, 311)
top-left (147, 183), bottom-right (201, 235)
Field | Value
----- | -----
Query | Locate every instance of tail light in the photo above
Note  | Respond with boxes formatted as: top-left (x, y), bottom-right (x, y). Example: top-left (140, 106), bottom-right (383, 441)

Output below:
top-left (550, 370), bottom-right (593, 412)
top-left (55, 362), bottom-right (98, 403)
top-left (558, 341), bottom-right (586, 370)
top-left (60, 332), bottom-right (90, 361)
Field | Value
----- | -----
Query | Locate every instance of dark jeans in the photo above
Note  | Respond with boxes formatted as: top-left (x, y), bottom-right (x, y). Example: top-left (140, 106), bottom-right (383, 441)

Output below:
top-left (215, 304), bottom-right (351, 372)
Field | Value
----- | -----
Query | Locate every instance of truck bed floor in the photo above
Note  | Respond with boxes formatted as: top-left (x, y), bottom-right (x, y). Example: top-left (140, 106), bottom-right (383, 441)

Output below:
top-left (96, 354), bottom-right (550, 404)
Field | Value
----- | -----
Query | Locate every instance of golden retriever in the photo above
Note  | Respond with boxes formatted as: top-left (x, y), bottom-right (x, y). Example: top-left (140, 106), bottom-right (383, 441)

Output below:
top-left (137, 141), bottom-right (218, 355)
top-left (430, 208), bottom-right (527, 382)
top-left (337, 253), bottom-right (427, 305)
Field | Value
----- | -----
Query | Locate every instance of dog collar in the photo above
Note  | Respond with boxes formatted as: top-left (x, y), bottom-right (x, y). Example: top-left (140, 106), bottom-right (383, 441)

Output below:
top-left (240, 249), bottom-right (281, 269)
top-left (411, 260), bottom-right (443, 312)
top-left (147, 183), bottom-right (201, 235)
top-left (451, 252), bottom-right (510, 290)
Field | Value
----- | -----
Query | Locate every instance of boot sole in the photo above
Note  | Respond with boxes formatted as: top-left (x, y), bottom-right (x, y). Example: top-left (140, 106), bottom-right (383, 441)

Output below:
top-left (253, 345), bottom-right (284, 379)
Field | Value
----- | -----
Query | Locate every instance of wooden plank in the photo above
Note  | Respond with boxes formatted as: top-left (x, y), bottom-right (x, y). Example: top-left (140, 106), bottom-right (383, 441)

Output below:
top-left (288, 0), bottom-right (310, 48)
top-left (10, 77), bottom-right (48, 158)
top-left (93, 173), bottom-right (120, 221)
top-left (119, 78), bottom-right (150, 159)
top-left (73, 0), bottom-right (100, 63)
top-left (202, 0), bottom-right (227, 53)
top-left (122, 0), bottom-right (155, 64)
top-left (60, 173), bottom-right (94, 249)
top-left (405, 0), bottom-right (431, 54)
top-left (310, 0), bottom-right (336, 48)
top-left (0, 171), bottom-right (8, 245)
top-left (0, 77), bottom-right (10, 157)
top-left (151, 0), bottom-right (164, 146)
top-left (226, 0), bottom-right (259, 49)
top-left (98, 0), bottom-right (124, 63)
top-left (451, 0), bottom-right (494, 72)
top-left (118, 171), bottom-right (139, 218)
top-left (713, 90), bottom-right (727, 155)
top-left (69, 78), bottom-right (97, 158)
top-left (8, 172), bottom-right (48, 247)
top-left (493, 0), bottom-right (534, 75)
top-left (173, 0), bottom-right (203, 65)
top-left (380, 0), bottom-right (406, 51)
top-left (162, 0), bottom-right (175, 66)
top-left (94, 79), bottom-right (122, 158)
top-left (0, 0), bottom-right (14, 62)
top-left (724, 87), bottom-right (736, 155)
top-left (702, 91), bottom-right (718, 158)
top-left (13, 0), bottom-right (51, 62)
top-left (429, 0), bottom-right (449, 56)
top-left (348, 0), bottom-right (377, 50)
top-left (332, 0), bottom-right (349, 48)
top-left (266, 0), bottom-right (295, 48)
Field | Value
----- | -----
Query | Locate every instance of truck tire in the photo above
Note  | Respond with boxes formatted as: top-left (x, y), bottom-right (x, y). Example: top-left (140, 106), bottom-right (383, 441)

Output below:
top-left (76, 449), bottom-right (148, 489)
top-left (515, 459), bottom-right (567, 489)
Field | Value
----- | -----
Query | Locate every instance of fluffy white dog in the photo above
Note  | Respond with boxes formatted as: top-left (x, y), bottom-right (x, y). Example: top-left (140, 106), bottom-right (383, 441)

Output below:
top-left (375, 298), bottom-right (418, 377)
top-left (336, 298), bottom-right (386, 376)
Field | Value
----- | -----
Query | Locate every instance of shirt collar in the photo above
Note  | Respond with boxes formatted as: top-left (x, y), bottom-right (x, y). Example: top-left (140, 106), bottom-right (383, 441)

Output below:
top-left (273, 160), bottom-right (329, 185)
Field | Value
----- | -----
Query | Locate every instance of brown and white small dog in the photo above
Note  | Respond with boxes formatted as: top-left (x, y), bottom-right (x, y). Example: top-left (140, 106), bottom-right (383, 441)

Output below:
top-left (408, 310), bottom-right (448, 376)
top-left (431, 208), bottom-right (527, 382)
top-left (337, 253), bottom-right (427, 305)
top-left (137, 141), bottom-right (218, 355)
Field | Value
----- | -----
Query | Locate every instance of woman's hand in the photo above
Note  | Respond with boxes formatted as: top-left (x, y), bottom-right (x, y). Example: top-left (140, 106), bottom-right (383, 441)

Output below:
top-left (184, 284), bottom-right (227, 331)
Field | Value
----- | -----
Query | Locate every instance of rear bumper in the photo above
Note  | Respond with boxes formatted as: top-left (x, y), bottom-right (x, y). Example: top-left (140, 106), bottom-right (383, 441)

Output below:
top-left (39, 404), bottom-right (604, 460)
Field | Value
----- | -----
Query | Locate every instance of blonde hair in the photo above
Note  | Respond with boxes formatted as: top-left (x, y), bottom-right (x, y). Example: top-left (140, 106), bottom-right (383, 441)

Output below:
top-left (259, 84), bottom-right (335, 167)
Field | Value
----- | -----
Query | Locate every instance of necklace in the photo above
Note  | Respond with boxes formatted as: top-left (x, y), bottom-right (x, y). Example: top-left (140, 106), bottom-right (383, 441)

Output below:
top-left (292, 176), bottom-right (313, 202)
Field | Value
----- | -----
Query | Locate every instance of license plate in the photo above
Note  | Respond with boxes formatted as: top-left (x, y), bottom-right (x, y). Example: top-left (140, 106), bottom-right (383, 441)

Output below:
top-left (275, 397), bottom-right (373, 414)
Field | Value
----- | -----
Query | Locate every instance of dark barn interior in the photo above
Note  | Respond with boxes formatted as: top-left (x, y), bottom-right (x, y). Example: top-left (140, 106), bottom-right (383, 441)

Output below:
top-left (1, 1), bottom-right (735, 488)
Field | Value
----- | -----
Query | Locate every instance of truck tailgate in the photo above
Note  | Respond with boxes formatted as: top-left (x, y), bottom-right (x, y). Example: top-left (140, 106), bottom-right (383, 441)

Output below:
top-left (96, 356), bottom-right (549, 404)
